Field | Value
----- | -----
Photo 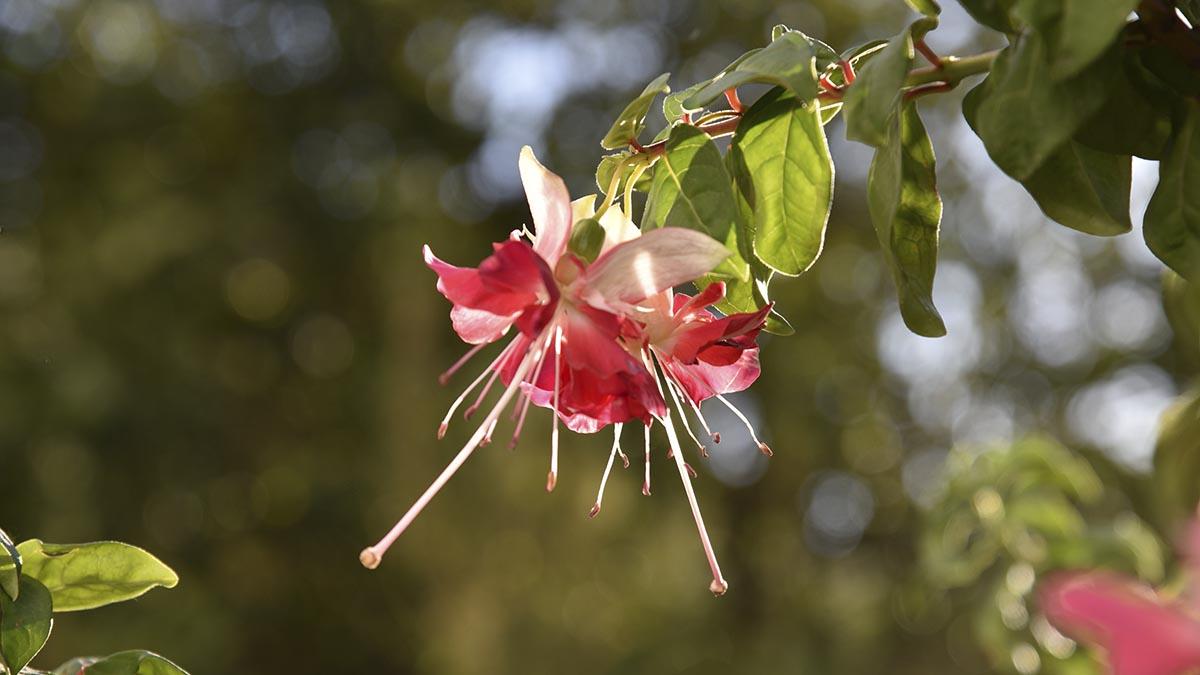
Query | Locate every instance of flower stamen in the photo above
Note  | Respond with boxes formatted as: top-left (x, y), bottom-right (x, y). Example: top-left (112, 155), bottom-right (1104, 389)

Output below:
top-left (715, 394), bottom-right (772, 456)
top-left (547, 325), bottom-right (563, 492)
top-left (438, 342), bottom-right (488, 385)
top-left (439, 340), bottom-right (517, 439)
top-left (661, 407), bottom-right (728, 596)
top-left (361, 342), bottom-right (541, 570)
top-left (589, 422), bottom-right (624, 518)
top-left (642, 423), bottom-right (652, 496)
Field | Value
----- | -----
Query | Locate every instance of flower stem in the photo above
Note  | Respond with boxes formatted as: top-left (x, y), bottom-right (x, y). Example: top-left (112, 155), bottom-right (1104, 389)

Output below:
top-left (905, 49), bottom-right (1000, 88)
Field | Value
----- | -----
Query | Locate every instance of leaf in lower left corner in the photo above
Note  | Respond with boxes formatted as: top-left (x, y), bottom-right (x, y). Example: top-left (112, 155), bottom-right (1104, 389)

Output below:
top-left (0, 575), bottom-right (53, 674)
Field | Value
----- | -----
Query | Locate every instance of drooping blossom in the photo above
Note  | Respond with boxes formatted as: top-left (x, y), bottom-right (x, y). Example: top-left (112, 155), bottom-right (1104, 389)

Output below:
top-left (1039, 518), bottom-right (1200, 675)
top-left (360, 147), bottom-right (748, 595)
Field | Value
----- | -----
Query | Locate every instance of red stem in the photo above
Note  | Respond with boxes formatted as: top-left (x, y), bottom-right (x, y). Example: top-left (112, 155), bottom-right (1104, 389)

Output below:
top-left (724, 88), bottom-right (744, 113)
top-left (915, 39), bottom-right (943, 68)
top-left (637, 115), bottom-right (743, 156)
top-left (838, 59), bottom-right (856, 84)
top-left (904, 81), bottom-right (953, 100)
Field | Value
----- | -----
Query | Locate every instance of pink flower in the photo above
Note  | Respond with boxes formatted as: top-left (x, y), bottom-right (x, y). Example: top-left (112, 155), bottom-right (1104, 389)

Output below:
top-left (360, 147), bottom-right (734, 592)
top-left (1039, 520), bottom-right (1200, 675)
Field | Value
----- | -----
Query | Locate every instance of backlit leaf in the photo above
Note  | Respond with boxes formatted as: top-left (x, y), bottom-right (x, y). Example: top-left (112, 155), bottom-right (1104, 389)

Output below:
top-left (0, 575), bottom-right (52, 674)
top-left (728, 87), bottom-right (833, 276)
top-left (681, 34), bottom-right (819, 110)
top-left (867, 103), bottom-right (945, 337)
top-left (54, 650), bottom-right (190, 675)
top-left (843, 20), bottom-right (935, 147)
top-left (16, 539), bottom-right (179, 612)
top-left (600, 73), bottom-right (670, 150)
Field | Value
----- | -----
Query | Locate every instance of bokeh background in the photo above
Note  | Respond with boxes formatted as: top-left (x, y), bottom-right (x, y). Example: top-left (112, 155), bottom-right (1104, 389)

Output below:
top-left (0, 0), bottom-right (1190, 673)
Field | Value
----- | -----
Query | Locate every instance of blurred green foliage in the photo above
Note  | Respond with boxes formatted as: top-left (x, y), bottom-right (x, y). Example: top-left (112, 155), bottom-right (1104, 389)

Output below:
top-left (0, 0), bottom-right (1195, 673)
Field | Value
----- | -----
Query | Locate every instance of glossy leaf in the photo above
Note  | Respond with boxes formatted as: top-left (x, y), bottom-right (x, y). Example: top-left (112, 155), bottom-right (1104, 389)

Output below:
top-left (1020, 142), bottom-right (1132, 236)
top-left (16, 539), bottom-right (179, 612)
top-left (643, 124), bottom-right (749, 282)
top-left (967, 33), bottom-right (1114, 180)
top-left (1053, 0), bottom-right (1138, 78)
top-left (600, 73), bottom-right (670, 150)
top-left (0, 528), bottom-right (19, 601)
top-left (54, 650), bottom-right (190, 675)
top-left (842, 20), bottom-right (935, 147)
top-left (0, 575), bottom-right (52, 674)
top-left (728, 87), bottom-right (833, 276)
top-left (955, 0), bottom-right (1017, 32)
top-left (1144, 103), bottom-right (1200, 281)
top-left (867, 103), bottom-right (945, 337)
top-left (681, 34), bottom-right (819, 110)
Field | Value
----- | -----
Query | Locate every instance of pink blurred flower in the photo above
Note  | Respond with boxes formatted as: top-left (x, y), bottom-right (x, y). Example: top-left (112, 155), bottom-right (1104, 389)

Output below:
top-left (1040, 520), bottom-right (1200, 675)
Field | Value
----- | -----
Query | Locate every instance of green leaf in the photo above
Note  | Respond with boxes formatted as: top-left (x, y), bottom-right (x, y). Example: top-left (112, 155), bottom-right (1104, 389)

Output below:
top-left (1153, 385), bottom-right (1200, 526)
top-left (1144, 103), bottom-right (1200, 280)
top-left (662, 81), bottom-right (707, 122)
top-left (867, 103), bottom-right (945, 337)
top-left (0, 575), bottom-right (53, 674)
top-left (728, 87), bottom-right (833, 276)
top-left (842, 21), bottom-right (935, 147)
top-left (682, 34), bottom-right (820, 110)
top-left (771, 26), bottom-right (839, 70)
top-left (1020, 141), bottom-right (1133, 236)
top-left (0, 528), bottom-right (19, 601)
top-left (905, 0), bottom-right (942, 16)
top-left (954, 0), bottom-right (1018, 33)
top-left (54, 650), bottom-right (189, 675)
top-left (1053, 0), bottom-right (1138, 78)
top-left (1074, 51), bottom-right (1174, 160)
top-left (1162, 272), bottom-right (1200, 366)
top-left (967, 33), bottom-right (1115, 180)
top-left (644, 124), bottom-right (749, 282)
top-left (600, 72), bottom-right (670, 150)
top-left (16, 540), bottom-right (179, 612)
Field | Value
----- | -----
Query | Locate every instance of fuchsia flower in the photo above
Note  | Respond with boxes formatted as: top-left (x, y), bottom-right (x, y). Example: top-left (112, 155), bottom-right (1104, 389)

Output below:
top-left (360, 147), bottom-right (772, 595)
top-left (1039, 519), bottom-right (1200, 675)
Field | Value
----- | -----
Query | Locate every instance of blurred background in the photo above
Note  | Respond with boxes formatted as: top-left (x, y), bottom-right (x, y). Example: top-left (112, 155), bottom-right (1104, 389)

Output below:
top-left (0, 0), bottom-right (1191, 673)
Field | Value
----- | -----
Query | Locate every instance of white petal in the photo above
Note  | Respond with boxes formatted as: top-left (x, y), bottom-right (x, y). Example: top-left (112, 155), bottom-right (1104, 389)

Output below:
top-left (519, 146), bottom-right (572, 266)
top-left (598, 203), bottom-right (641, 253)
top-left (572, 195), bottom-right (597, 223)
top-left (583, 228), bottom-right (730, 307)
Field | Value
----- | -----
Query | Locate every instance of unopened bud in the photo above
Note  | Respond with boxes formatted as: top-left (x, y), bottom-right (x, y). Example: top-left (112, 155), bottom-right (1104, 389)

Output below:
top-left (568, 217), bottom-right (605, 263)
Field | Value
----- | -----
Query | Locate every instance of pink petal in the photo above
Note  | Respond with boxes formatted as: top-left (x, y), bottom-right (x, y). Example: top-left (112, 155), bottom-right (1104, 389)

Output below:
top-left (450, 306), bottom-right (516, 345)
top-left (664, 348), bottom-right (761, 403)
top-left (582, 228), bottom-right (730, 309)
top-left (674, 282), bottom-right (727, 319)
top-left (425, 241), bottom-right (558, 340)
top-left (1040, 572), bottom-right (1200, 675)
top-left (519, 146), bottom-right (572, 267)
top-left (670, 304), bottom-right (771, 364)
